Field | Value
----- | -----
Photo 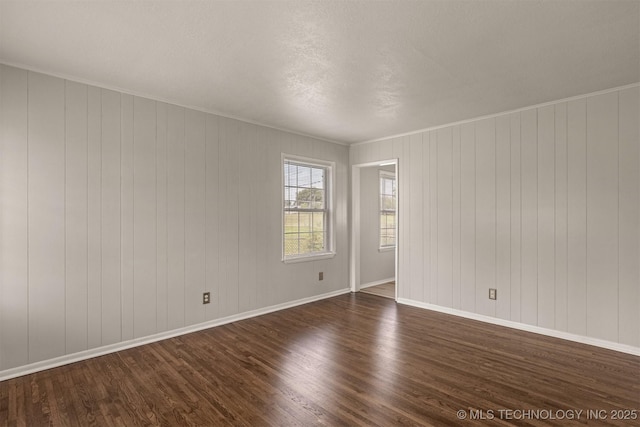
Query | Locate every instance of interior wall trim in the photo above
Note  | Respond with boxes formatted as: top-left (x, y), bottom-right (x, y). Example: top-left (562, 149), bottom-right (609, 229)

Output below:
top-left (0, 288), bottom-right (351, 382)
top-left (0, 61), bottom-right (348, 147)
top-left (397, 298), bottom-right (640, 357)
top-left (354, 82), bottom-right (640, 146)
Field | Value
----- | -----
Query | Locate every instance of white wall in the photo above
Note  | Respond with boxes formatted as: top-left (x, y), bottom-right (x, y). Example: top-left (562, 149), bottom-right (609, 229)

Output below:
top-left (0, 65), bottom-right (349, 373)
top-left (1, 63), bottom-right (637, 377)
top-left (351, 85), bottom-right (640, 348)
top-left (359, 166), bottom-right (395, 286)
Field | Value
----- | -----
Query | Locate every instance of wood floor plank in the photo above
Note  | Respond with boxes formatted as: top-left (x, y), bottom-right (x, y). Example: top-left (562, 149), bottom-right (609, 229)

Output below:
top-left (360, 282), bottom-right (395, 299)
top-left (1, 293), bottom-right (638, 426)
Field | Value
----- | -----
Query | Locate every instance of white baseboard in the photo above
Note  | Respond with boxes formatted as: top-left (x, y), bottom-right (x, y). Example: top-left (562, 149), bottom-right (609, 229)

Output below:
top-left (359, 277), bottom-right (395, 290)
top-left (397, 298), bottom-right (640, 357)
top-left (0, 288), bottom-right (351, 382)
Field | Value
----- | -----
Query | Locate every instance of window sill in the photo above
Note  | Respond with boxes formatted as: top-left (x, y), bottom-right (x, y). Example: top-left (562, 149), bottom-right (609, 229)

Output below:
top-left (378, 246), bottom-right (395, 253)
top-left (283, 252), bottom-right (336, 264)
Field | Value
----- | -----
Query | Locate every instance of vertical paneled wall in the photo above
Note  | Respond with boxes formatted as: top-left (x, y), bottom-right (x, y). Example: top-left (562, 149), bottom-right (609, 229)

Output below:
top-left (0, 65), bottom-right (349, 372)
top-left (351, 85), bottom-right (640, 348)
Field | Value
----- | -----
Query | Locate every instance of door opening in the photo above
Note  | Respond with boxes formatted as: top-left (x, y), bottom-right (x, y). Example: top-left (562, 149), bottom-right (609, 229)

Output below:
top-left (350, 159), bottom-right (398, 300)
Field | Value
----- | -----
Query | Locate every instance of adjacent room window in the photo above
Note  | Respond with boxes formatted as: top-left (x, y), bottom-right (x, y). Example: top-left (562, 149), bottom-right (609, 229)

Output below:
top-left (379, 171), bottom-right (396, 249)
top-left (283, 156), bottom-right (333, 261)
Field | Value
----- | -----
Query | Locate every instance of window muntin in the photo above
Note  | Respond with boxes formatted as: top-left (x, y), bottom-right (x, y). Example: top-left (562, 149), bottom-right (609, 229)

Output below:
top-left (379, 171), bottom-right (396, 248)
top-left (283, 157), bottom-right (332, 260)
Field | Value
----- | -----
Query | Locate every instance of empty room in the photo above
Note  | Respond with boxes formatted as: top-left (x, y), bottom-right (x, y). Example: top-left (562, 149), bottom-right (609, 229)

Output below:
top-left (1, 1), bottom-right (639, 425)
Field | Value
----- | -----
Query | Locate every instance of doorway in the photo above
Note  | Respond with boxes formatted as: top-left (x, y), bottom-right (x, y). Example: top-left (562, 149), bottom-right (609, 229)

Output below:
top-left (350, 159), bottom-right (398, 300)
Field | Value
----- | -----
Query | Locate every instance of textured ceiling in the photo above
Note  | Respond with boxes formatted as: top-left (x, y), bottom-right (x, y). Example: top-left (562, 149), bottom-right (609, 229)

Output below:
top-left (1, 1), bottom-right (638, 144)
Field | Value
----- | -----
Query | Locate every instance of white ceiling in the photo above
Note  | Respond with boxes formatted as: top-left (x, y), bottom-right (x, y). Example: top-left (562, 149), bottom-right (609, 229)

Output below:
top-left (1, 1), bottom-right (638, 144)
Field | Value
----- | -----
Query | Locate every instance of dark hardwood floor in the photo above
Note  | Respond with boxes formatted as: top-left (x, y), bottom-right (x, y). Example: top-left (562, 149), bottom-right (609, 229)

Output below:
top-left (1, 293), bottom-right (638, 426)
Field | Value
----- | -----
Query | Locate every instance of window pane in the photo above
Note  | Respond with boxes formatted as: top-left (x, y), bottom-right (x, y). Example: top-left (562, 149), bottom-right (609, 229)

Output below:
top-left (284, 163), bottom-right (291, 186)
top-left (381, 195), bottom-right (394, 210)
top-left (310, 232), bottom-right (324, 252)
top-left (284, 211), bottom-right (299, 234)
top-left (312, 211), bottom-right (324, 232)
top-left (297, 166), bottom-right (311, 187)
top-left (380, 212), bottom-right (394, 228)
top-left (385, 178), bottom-right (394, 195)
top-left (284, 188), bottom-right (295, 208)
top-left (387, 212), bottom-right (396, 228)
top-left (384, 223), bottom-right (396, 241)
top-left (293, 187), bottom-right (302, 208)
top-left (286, 163), bottom-right (297, 187)
top-left (284, 233), bottom-right (299, 256)
top-left (298, 212), bottom-right (312, 233)
top-left (311, 168), bottom-right (324, 189)
top-left (311, 189), bottom-right (324, 209)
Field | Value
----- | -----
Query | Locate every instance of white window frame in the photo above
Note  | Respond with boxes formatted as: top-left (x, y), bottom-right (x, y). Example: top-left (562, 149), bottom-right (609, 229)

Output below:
top-left (379, 170), bottom-right (396, 251)
top-left (282, 154), bottom-right (336, 263)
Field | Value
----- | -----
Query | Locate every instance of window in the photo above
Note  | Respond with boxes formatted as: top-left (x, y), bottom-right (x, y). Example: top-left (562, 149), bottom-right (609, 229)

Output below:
top-left (283, 155), bottom-right (334, 261)
top-left (379, 171), bottom-right (396, 248)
